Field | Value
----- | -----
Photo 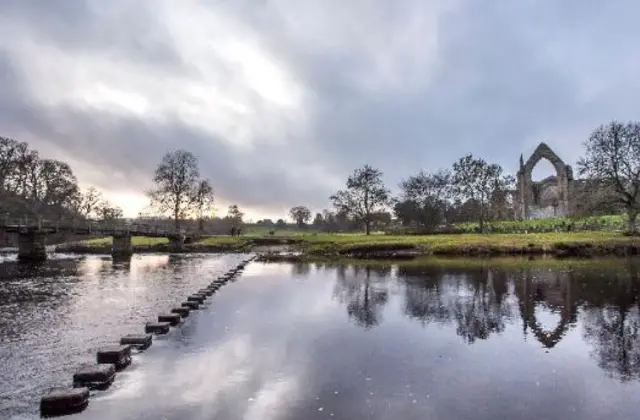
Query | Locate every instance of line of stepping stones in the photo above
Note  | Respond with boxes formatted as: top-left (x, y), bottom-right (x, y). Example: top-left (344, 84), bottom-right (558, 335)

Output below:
top-left (40, 257), bottom-right (255, 418)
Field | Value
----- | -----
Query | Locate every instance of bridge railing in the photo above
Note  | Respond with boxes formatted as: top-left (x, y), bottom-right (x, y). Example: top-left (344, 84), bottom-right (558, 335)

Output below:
top-left (0, 215), bottom-right (202, 236)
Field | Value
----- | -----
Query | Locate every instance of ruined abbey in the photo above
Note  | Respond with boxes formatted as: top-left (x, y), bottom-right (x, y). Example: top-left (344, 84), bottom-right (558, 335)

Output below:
top-left (515, 143), bottom-right (616, 219)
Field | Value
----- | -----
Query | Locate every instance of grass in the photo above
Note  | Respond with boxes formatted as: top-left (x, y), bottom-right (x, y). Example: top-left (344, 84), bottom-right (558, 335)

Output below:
top-left (57, 230), bottom-right (640, 258)
top-left (79, 237), bottom-right (169, 246)
top-left (292, 231), bottom-right (638, 255)
top-left (455, 215), bottom-right (627, 233)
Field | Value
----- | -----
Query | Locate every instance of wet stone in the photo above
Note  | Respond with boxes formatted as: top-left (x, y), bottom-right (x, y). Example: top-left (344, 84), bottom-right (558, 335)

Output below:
top-left (96, 345), bottom-right (132, 371)
top-left (158, 313), bottom-right (181, 326)
top-left (198, 289), bottom-right (213, 296)
top-left (145, 322), bottom-right (171, 334)
top-left (181, 301), bottom-right (200, 310)
top-left (187, 295), bottom-right (206, 304)
top-left (73, 364), bottom-right (116, 390)
top-left (41, 387), bottom-right (90, 417)
top-left (120, 334), bottom-right (152, 350)
top-left (171, 307), bottom-right (190, 318)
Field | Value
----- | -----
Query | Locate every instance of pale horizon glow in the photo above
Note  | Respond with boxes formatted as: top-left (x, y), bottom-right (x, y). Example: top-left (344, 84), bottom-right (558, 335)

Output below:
top-left (1, 1), bottom-right (639, 219)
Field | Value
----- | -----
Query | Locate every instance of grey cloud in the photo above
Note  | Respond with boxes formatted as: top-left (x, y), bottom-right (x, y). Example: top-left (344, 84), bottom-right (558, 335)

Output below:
top-left (1, 0), bottom-right (640, 215)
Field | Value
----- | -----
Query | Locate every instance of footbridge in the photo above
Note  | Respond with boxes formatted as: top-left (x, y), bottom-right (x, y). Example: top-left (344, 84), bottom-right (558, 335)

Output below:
top-left (0, 216), bottom-right (197, 261)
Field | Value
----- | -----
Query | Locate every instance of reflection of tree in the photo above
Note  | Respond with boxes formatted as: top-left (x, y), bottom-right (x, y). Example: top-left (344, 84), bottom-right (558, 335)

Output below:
top-left (582, 263), bottom-right (640, 381)
top-left (291, 263), bottom-right (311, 277)
top-left (514, 269), bottom-right (577, 349)
top-left (333, 265), bottom-right (390, 329)
top-left (399, 266), bottom-right (512, 343)
top-left (453, 268), bottom-right (511, 343)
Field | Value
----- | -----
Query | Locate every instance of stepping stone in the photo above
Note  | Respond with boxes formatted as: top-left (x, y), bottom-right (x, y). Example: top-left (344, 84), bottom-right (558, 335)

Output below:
top-left (73, 364), bottom-right (116, 390)
top-left (158, 313), bottom-right (181, 326)
top-left (187, 295), bottom-right (206, 304)
top-left (41, 387), bottom-right (90, 417)
top-left (145, 322), bottom-right (171, 334)
top-left (120, 334), bottom-right (152, 351)
top-left (198, 289), bottom-right (213, 296)
top-left (181, 301), bottom-right (200, 310)
top-left (171, 307), bottom-right (190, 318)
top-left (96, 345), bottom-right (132, 371)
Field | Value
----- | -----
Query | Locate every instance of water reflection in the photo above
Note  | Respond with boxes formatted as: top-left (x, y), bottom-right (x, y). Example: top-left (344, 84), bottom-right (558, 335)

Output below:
top-left (330, 259), bottom-right (640, 383)
top-left (5, 257), bottom-right (640, 419)
top-left (333, 265), bottom-right (390, 328)
top-left (0, 253), bottom-right (249, 418)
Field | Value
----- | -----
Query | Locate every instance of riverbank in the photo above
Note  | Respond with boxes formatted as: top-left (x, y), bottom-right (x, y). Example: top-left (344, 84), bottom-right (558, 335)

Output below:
top-left (52, 231), bottom-right (640, 259)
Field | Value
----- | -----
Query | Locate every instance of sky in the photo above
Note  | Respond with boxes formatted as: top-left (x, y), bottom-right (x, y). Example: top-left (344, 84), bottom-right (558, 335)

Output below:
top-left (1, 1), bottom-right (639, 220)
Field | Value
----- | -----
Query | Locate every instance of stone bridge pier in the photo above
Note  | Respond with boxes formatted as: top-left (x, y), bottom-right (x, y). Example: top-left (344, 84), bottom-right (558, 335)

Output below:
top-left (112, 234), bottom-right (133, 258)
top-left (18, 231), bottom-right (47, 262)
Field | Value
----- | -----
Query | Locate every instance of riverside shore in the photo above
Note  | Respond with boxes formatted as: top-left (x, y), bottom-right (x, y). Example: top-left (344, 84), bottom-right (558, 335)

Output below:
top-left (52, 232), bottom-right (640, 259)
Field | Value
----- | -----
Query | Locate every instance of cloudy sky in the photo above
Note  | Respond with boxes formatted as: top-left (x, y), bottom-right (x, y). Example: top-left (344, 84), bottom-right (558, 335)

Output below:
top-left (1, 1), bottom-right (639, 220)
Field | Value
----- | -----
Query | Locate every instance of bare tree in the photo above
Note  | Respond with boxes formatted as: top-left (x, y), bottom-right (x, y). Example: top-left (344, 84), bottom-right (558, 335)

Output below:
top-left (147, 149), bottom-right (206, 229)
top-left (330, 165), bottom-right (391, 235)
top-left (226, 204), bottom-right (244, 229)
top-left (397, 169), bottom-right (452, 231)
top-left (96, 201), bottom-right (124, 220)
top-left (194, 180), bottom-right (214, 232)
top-left (78, 187), bottom-right (104, 218)
top-left (578, 121), bottom-right (640, 233)
top-left (289, 206), bottom-right (312, 228)
top-left (37, 159), bottom-right (79, 208)
top-left (452, 155), bottom-right (507, 232)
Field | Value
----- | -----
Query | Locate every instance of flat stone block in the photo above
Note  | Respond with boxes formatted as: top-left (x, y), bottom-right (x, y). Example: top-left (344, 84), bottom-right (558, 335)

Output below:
top-left (41, 387), bottom-right (90, 417)
top-left (73, 364), bottom-right (116, 390)
top-left (171, 307), bottom-right (190, 318)
top-left (120, 334), bottom-right (152, 350)
top-left (96, 345), bottom-right (132, 371)
top-left (145, 322), bottom-right (171, 334)
top-left (158, 313), bottom-right (181, 326)
top-left (181, 301), bottom-right (200, 310)
top-left (187, 295), bottom-right (206, 304)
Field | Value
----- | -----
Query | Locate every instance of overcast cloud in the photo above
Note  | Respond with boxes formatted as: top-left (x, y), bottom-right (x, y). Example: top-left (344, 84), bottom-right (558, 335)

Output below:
top-left (1, 0), bottom-right (639, 219)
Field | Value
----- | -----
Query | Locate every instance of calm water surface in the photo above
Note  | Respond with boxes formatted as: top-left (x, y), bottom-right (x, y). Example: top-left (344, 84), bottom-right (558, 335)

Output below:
top-left (2, 256), bottom-right (640, 419)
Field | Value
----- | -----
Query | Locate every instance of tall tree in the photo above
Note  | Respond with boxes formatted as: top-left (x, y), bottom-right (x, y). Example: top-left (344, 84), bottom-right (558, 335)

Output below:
top-left (312, 212), bottom-right (324, 228)
top-left (227, 204), bottom-right (244, 226)
top-left (330, 165), bottom-right (391, 235)
top-left (452, 155), bottom-right (507, 232)
top-left (78, 187), bottom-right (104, 218)
top-left (194, 179), bottom-right (215, 232)
top-left (147, 149), bottom-right (211, 229)
top-left (97, 201), bottom-right (124, 220)
top-left (37, 159), bottom-right (79, 208)
top-left (289, 206), bottom-right (312, 228)
top-left (397, 169), bottom-right (452, 231)
top-left (578, 121), bottom-right (640, 233)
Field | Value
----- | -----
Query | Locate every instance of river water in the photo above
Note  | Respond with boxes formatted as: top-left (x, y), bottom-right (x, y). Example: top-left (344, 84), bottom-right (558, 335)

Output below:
top-left (2, 255), bottom-right (640, 419)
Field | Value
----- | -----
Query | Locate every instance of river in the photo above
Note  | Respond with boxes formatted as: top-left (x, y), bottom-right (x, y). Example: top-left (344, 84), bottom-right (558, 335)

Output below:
top-left (2, 254), bottom-right (640, 419)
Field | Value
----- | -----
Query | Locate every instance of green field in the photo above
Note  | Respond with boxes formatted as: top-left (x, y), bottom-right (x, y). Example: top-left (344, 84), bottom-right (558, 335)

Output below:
top-left (455, 215), bottom-right (627, 233)
top-left (58, 222), bottom-right (640, 258)
top-left (292, 231), bottom-right (637, 255)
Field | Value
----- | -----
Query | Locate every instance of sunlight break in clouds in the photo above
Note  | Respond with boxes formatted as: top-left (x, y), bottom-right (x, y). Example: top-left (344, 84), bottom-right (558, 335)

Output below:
top-left (1, 0), bottom-right (640, 218)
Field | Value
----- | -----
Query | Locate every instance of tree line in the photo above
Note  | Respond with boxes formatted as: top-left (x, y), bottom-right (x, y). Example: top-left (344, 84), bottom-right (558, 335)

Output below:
top-left (0, 136), bottom-right (123, 220)
top-left (286, 121), bottom-right (640, 234)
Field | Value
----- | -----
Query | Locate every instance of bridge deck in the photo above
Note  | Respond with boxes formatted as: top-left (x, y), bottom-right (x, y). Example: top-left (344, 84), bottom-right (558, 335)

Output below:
top-left (0, 217), bottom-right (193, 237)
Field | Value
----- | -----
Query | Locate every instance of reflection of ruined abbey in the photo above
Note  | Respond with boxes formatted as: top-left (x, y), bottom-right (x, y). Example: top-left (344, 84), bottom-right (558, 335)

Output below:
top-left (516, 142), bottom-right (614, 219)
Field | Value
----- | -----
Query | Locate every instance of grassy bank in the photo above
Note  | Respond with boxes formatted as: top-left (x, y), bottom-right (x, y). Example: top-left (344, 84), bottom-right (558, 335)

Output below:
top-left (55, 231), bottom-right (640, 259)
top-left (55, 235), bottom-right (251, 254)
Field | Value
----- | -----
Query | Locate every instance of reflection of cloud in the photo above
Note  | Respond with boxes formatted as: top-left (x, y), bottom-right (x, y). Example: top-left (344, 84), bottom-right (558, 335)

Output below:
top-left (244, 375), bottom-right (299, 420)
